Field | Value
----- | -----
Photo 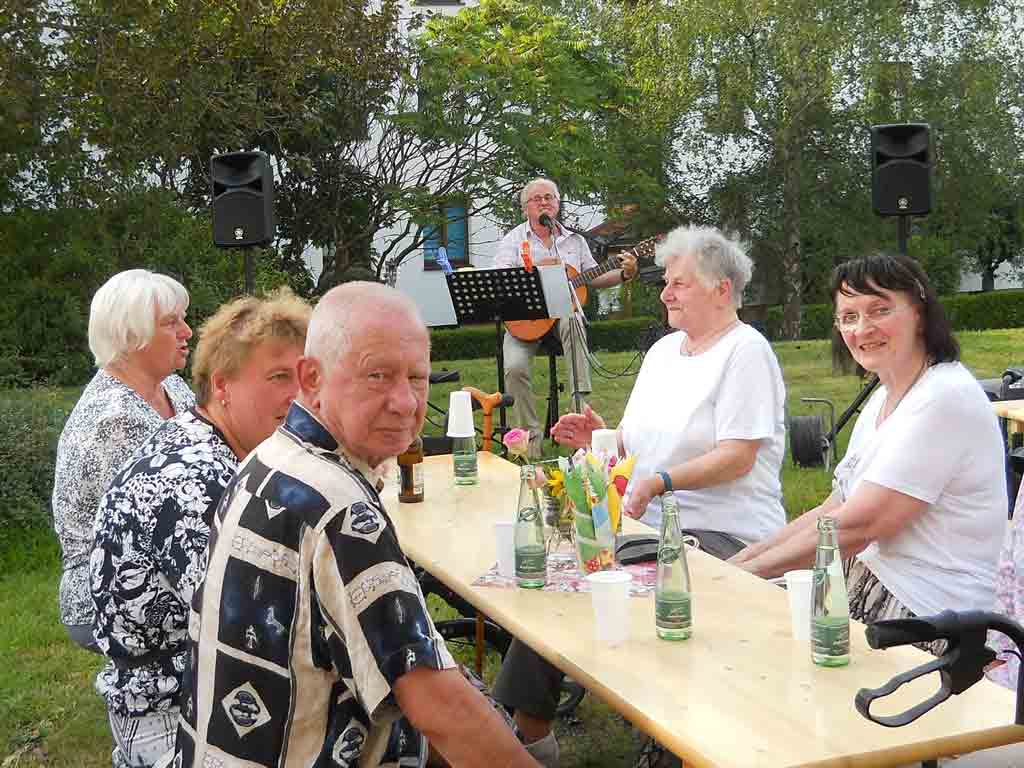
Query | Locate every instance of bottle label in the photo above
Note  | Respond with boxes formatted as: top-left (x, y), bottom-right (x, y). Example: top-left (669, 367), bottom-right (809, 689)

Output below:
top-left (657, 545), bottom-right (680, 565)
top-left (656, 592), bottom-right (691, 629)
top-left (412, 464), bottom-right (423, 494)
top-left (453, 450), bottom-right (477, 482)
top-left (515, 544), bottom-right (547, 577)
top-left (517, 506), bottom-right (540, 523)
top-left (812, 616), bottom-right (850, 657)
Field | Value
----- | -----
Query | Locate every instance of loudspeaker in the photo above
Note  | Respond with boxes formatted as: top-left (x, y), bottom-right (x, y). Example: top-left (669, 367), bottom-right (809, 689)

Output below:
top-left (211, 151), bottom-right (275, 247)
top-left (871, 123), bottom-right (932, 216)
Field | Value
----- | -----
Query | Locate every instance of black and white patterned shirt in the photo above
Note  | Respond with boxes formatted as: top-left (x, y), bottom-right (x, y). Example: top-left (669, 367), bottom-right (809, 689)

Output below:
top-left (173, 402), bottom-right (455, 768)
top-left (91, 409), bottom-right (237, 716)
top-left (53, 370), bottom-right (195, 626)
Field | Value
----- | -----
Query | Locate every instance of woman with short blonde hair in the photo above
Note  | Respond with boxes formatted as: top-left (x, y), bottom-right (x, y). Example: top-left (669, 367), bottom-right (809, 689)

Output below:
top-left (91, 287), bottom-right (312, 768)
top-left (53, 269), bottom-right (195, 651)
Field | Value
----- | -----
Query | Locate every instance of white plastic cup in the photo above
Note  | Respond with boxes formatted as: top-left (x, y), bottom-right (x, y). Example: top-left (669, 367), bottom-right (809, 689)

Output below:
top-left (446, 391), bottom-right (475, 438)
top-left (591, 428), bottom-right (619, 460)
top-left (784, 569), bottom-right (814, 642)
top-left (495, 521), bottom-right (516, 578)
top-left (586, 570), bottom-right (633, 647)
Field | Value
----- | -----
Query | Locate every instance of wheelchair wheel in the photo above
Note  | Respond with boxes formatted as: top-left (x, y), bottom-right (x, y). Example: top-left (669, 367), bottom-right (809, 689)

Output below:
top-left (790, 414), bottom-right (825, 467)
top-left (557, 677), bottom-right (586, 718)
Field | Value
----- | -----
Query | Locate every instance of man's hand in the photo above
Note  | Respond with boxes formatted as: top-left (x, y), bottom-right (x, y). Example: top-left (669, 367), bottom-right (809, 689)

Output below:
top-left (618, 251), bottom-right (638, 281)
top-left (624, 474), bottom-right (660, 520)
top-left (550, 405), bottom-right (606, 449)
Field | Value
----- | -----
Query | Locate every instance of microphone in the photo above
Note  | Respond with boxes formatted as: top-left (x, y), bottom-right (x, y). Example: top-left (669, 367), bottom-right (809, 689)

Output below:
top-left (538, 213), bottom-right (554, 229)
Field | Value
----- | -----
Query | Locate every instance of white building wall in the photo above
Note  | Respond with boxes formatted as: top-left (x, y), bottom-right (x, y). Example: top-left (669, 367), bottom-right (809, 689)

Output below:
top-left (958, 263), bottom-right (1021, 292)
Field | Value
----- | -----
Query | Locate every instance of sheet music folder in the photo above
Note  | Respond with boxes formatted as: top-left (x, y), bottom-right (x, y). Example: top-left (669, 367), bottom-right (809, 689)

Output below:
top-left (445, 267), bottom-right (551, 325)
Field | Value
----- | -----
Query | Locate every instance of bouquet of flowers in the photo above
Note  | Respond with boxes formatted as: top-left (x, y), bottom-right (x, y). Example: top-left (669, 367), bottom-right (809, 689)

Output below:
top-left (558, 450), bottom-right (636, 573)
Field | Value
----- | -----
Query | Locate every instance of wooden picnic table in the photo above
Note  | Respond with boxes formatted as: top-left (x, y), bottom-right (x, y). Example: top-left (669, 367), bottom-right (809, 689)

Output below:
top-left (993, 401), bottom-right (1024, 435)
top-left (384, 452), bottom-right (1023, 767)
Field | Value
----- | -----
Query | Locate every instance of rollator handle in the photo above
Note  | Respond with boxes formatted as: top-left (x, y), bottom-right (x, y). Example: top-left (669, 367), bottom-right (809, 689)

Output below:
top-left (856, 610), bottom-right (996, 727)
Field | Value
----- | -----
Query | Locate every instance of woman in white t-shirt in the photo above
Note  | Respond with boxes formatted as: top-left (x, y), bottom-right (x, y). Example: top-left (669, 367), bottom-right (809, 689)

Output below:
top-left (551, 224), bottom-right (787, 557)
top-left (733, 253), bottom-right (1006, 644)
top-left (493, 225), bottom-right (788, 755)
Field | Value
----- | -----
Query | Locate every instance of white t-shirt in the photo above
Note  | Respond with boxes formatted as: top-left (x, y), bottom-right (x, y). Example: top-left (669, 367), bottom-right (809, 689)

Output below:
top-left (620, 324), bottom-right (787, 543)
top-left (837, 362), bottom-right (1006, 617)
top-left (493, 221), bottom-right (597, 273)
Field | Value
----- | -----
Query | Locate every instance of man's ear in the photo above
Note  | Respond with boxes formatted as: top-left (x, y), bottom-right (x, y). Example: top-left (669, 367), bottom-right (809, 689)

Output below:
top-left (296, 357), bottom-right (322, 400)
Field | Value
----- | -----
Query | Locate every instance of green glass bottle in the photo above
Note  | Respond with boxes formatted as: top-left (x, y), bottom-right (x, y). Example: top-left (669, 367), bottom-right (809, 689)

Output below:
top-left (655, 493), bottom-right (691, 640)
top-left (515, 464), bottom-right (546, 588)
top-left (811, 515), bottom-right (850, 666)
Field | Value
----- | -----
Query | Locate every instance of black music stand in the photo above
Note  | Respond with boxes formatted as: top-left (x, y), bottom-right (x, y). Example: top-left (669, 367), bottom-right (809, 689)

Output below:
top-left (446, 268), bottom-right (553, 431)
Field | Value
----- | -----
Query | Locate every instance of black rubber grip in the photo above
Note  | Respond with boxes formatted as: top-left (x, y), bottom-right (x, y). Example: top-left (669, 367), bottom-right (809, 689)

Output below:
top-left (866, 618), bottom-right (937, 649)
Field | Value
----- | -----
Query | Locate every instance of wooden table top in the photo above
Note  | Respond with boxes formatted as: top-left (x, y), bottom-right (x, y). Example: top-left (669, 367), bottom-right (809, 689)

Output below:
top-left (384, 452), bottom-right (1023, 767)
top-left (993, 400), bottom-right (1024, 428)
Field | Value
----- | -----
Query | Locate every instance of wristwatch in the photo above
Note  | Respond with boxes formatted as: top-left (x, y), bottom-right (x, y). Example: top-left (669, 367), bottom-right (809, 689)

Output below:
top-left (657, 471), bottom-right (673, 494)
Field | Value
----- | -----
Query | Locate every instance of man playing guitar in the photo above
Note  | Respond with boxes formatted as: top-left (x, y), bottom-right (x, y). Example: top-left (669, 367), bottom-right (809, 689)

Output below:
top-left (494, 177), bottom-right (637, 458)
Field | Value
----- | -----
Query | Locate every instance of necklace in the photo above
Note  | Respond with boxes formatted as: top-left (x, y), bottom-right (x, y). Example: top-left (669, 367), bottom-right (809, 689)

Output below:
top-left (682, 318), bottom-right (740, 357)
top-left (879, 359), bottom-right (930, 425)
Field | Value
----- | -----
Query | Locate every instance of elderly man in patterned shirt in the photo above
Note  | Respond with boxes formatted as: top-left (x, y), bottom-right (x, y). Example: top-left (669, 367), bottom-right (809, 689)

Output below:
top-left (172, 283), bottom-right (539, 768)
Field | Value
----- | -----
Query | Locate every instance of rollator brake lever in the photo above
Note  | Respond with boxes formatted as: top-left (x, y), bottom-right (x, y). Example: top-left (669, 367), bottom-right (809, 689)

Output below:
top-left (855, 654), bottom-right (954, 727)
top-left (856, 611), bottom-right (996, 727)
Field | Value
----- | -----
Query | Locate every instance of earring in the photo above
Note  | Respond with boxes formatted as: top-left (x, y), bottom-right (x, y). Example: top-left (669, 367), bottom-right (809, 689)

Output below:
top-left (221, 399), bottom-right (228, 408)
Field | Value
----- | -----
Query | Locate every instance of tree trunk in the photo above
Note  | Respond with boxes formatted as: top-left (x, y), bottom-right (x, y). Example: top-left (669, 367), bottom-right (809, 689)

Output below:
top-left (982, 266), bottom-right (995, 292)
top-left (779, 127), bottom-right (802, 340)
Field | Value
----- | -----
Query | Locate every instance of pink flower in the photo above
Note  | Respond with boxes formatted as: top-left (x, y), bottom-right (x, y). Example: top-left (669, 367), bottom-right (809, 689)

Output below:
top-left (502, 428), bottom-right (531, 460)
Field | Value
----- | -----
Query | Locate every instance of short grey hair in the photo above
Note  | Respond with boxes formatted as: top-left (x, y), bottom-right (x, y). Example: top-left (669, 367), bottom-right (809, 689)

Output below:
top-left (305, 282), bottom-right (428, 371)
top-left (519, 177), bottom-right (560, 213)
top-left (88, 269), bottom-right (190, 367)
top-left (655, 225), bottom-right (752, 308)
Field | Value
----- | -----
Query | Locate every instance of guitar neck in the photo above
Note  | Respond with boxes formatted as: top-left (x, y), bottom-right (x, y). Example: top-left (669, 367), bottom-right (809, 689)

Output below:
top-left (566, 235), bottom-right (658, 289)
top-left (570, 257), bottom-right (620, 289)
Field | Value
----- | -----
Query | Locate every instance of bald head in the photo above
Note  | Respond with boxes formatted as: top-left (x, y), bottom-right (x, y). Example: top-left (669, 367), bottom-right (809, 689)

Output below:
top-left (305, 282), bottom-right (428, 371)
top-left (298, 282), bottom-right (431, 466)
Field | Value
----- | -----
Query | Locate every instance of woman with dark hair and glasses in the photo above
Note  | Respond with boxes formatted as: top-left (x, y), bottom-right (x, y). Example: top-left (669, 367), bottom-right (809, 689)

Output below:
top-left (732, 253), bottom-right (1006, 650)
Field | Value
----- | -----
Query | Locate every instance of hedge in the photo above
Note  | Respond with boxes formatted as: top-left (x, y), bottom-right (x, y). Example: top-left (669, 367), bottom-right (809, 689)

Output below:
top-left (429, 317), bottom-right (663, 360)
top-left (765, 289), bottom-right (1024, 340)
top-left (0, 390), bottom-right (72, 550)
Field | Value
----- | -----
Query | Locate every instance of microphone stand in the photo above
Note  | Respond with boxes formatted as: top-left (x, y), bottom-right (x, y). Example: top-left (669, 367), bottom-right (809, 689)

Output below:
top-left (541, 214), bottom-right (592, 415)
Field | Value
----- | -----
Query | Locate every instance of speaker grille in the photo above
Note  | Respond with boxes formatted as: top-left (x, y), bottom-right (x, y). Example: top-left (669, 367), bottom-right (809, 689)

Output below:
top-left (211, 152), bottom-right (275, 247)
top-left (870, 124), bottom-right (932, 216)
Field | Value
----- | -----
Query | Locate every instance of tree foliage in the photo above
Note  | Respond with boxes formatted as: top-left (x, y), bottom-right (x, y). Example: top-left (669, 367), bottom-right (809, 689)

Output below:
top-left (618, 0), bottom-right (1024, 336)
top-left (365, 0), bottom-right (669, 281)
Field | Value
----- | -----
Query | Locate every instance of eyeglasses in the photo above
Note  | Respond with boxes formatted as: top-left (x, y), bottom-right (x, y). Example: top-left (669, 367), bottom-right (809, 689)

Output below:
top-left (527, 193), bottom-right (558, 204)
top-left (833, 303), bottom-right (914, 331)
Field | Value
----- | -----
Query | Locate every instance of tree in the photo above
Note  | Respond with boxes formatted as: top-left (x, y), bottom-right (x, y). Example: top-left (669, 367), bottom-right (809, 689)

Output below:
top-left (361, 0), bottom-right (669, 285)
top-left (619, 0), bottom-right (1022, 336)
top-left (47, 0), bottom-right (405, 288)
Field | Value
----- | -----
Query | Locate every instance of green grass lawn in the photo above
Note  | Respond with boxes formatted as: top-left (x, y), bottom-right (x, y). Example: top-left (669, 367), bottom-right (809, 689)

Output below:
top-left (3, 327), bottom-right (1023, 766)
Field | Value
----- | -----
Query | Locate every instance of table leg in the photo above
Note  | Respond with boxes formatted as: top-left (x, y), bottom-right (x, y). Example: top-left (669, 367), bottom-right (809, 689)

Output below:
top-left (475, 614), bottom-right (485, 678)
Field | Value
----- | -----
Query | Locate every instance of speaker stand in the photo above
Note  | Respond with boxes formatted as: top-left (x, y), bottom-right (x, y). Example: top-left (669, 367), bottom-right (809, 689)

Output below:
top-left (243, 248), bottom-right (255, 294)
top-left (897, 215), bottom-right (910, 256)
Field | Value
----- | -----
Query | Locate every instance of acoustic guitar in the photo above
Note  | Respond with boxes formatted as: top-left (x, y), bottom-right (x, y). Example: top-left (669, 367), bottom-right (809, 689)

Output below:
top-left (505, 235), bottom-right (661, 342)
